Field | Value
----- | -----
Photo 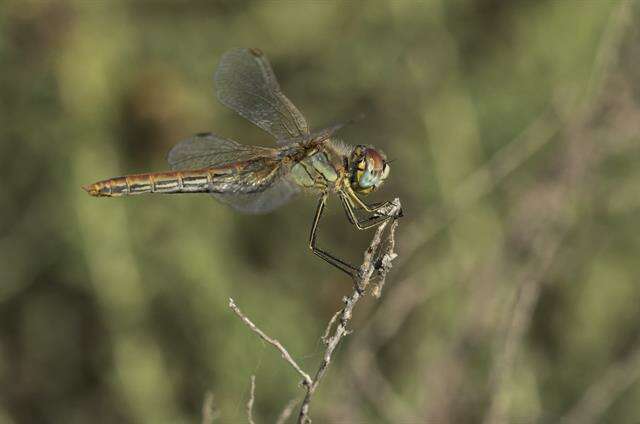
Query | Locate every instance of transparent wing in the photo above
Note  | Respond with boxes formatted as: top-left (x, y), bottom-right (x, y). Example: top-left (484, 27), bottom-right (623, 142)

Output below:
top-left (214, 177), bottom-right (299, 214)
top-left (167, 132), bottom-right (271, 169)
top-left (214, 48), bottom-right (310, 143)
top-left (167, 132), bottom-right (299, 213)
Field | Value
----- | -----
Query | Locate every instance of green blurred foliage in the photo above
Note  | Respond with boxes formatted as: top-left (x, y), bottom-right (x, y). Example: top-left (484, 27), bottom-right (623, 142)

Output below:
top-left (1, 0), bottom-right (640, 423)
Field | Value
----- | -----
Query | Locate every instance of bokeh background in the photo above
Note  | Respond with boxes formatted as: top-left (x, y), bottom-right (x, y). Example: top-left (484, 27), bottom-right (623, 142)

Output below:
top-left (2, 1), bottom-right (640, 423)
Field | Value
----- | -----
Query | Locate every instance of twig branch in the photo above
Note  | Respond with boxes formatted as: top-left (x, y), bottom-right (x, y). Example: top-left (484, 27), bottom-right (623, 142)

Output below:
top-left (321, 310), bottom-right (341, 344)
top-left (298, 198), bottom-right (402, 423)
top-left (229, 198), bottom-right (402, 424)
top-left (228, 299), bottom-right (312, 386)
top-left (247, 375), bottom-right (256, 424)
top-left (371, 217), bottom-right (399, 298)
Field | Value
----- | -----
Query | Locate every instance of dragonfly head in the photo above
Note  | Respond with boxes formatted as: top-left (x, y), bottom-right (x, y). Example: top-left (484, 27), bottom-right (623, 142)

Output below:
top-left (349, 145), bottom-right (390, 195)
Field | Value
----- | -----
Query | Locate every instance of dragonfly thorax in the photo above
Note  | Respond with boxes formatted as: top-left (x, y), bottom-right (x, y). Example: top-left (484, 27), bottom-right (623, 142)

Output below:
top-left (289, 148), bottom-right (341, 191)
top-left (349, 145), bottom-right (390, 195)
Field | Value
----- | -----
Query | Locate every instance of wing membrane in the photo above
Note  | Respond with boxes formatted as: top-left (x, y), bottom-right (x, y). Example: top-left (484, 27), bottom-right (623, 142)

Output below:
top-left (167, 132), bottom-right (273, 170)
top-left (214, 178), bottom-right (299, 214)
top-left (167, 132), bottom-right (299, 213)
top-left (214, 48), bottom-right (310, 143)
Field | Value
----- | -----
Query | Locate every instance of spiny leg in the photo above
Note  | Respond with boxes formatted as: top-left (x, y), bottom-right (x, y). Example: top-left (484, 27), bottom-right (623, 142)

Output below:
top-left (309, 194), bottom-right (358, 277)
top-left (344, 186), bottom-right (402, 217)
top-left (358, 200), bottom-right (393, 213)
top-left (339, 192), bottom-right (393, 231)
top-left (345, 187), bottom-right (391, 213)
top-left (362, 200), bottom-right (394, 212)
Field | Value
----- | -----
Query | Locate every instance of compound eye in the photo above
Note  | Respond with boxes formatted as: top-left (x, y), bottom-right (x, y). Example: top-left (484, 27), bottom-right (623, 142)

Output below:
top-left (358, 163), bottom-right (377, 188)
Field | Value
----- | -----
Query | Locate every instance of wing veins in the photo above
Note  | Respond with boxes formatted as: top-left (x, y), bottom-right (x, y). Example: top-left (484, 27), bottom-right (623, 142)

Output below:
top-left (225, 73), bottom-right (301, 137)
top-left (215, 48), bottom-right (310, 142)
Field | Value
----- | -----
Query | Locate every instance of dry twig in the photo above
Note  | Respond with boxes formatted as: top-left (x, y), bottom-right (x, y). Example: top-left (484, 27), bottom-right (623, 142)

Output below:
top-left (297, 198), bottom-right (401, 423)
top-left (247, 375), bottom-right (256, 424)
top-left (228, 299), bottom-right (312, 386)
top-left (229, 198), bottom-right (402, 424)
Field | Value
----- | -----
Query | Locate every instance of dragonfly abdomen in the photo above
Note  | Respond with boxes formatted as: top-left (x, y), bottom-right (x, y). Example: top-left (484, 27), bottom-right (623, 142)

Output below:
top-left (83, 169), bottom-right (220, 197)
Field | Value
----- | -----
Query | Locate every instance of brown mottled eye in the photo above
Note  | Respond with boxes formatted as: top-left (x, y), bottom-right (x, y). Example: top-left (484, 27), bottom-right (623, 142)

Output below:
top-left (350, 146), bottom-right (390, 194)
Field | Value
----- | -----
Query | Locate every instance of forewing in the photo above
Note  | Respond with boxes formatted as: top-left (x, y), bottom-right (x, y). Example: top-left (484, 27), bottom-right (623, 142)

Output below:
top-left (214, 48), bottom-right (310, 143)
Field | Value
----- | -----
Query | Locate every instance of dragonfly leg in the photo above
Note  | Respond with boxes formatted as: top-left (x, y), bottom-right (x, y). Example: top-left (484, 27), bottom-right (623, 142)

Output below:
top-left (364, 200), bottom-right (393, 211)
top-left (345, 186), bottom-right (402, 216)
top-left (309, 194), bottom-right (359, 277)
top-left (339, 192), bottom-right (393, 231)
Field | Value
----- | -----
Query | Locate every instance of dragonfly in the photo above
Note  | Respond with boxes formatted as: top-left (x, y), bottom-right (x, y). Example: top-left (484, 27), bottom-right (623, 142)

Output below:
top-left (83, 48), bottom-right (401, 279)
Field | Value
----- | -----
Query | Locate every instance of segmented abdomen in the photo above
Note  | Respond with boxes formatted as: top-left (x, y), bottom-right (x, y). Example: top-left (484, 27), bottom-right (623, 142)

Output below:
top-left (82, 169), bottom-right (229, 197)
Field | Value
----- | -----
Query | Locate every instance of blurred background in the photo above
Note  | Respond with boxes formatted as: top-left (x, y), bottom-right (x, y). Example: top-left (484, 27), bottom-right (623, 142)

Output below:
top-left (2, 0), bottom-right (640, 423)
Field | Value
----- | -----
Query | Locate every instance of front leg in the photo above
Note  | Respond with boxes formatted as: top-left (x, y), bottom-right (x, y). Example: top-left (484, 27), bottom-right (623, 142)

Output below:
top-left (339, 192), bottom-right (393, 231)
top-left (345, 186), bottom-right (403, 217)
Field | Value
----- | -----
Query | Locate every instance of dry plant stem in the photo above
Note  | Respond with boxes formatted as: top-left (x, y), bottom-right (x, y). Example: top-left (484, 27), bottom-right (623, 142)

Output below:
top-left (297, 290), bottom-right (362, 423)
top-left (297, 199), bottom-right (402, 424)
top-left (276, 398), bottom-right (300, 424)
top-left (201, 391), bottom-right (220, 424)
top-left (346, 276), bottom-right (429, 421)
top-left (247, 375), bottom-right (256, 424)
top-left (399, 0), bottom-right (631, 276)
top-left (483, 231), bottom-right (567, 424)
top-left (228, 199), bottom-right (401, 424)
top-left (228, 299), bottom-right (312, 385)
top-left (483, 4), bottom-right (632, 423)
top-left (321, 310), bottom-right (341, 343)
top-left (371, 218), bottom-right (398, 297)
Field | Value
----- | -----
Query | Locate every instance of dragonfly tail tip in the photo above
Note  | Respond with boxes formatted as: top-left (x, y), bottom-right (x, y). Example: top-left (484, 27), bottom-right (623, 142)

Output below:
top-left (82, 183), bottom-right (99, 197)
